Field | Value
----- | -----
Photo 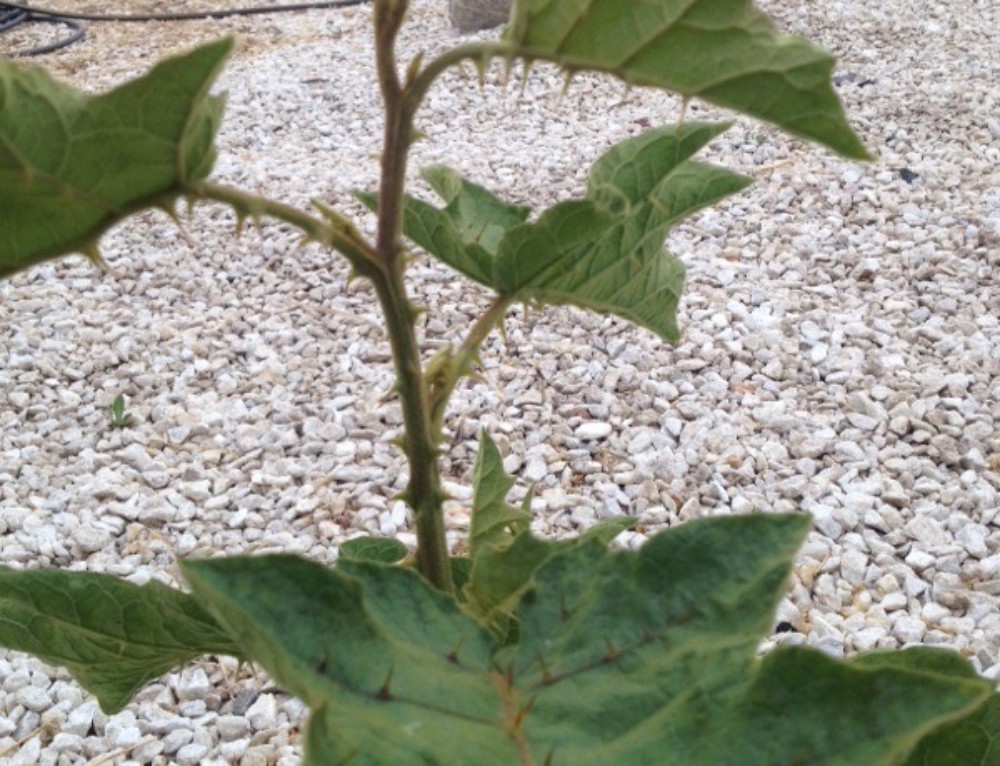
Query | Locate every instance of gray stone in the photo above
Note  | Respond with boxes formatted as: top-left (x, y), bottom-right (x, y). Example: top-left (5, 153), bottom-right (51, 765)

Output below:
top-left (449, 0), bottom-right (511, 31)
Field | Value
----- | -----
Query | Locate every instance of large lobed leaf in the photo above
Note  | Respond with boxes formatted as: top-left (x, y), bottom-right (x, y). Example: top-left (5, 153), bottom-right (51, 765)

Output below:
top-left (377, 122), bottom-right (749, 341)
top-left (0, 568), bottom-right (241, 712)
top-left (0, 38), bottom-right (231, 277)
top-left (181, 514), bottom-right (991, 765)
top-left (504, 0), bottom-right (870, 160)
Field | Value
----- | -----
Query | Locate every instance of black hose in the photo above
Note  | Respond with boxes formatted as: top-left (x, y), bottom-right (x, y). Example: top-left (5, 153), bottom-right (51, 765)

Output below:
top-left (1, 0), bottom-right (370, 57)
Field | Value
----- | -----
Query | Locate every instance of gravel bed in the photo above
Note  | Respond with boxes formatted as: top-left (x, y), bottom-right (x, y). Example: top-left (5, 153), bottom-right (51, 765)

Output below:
top-left (2, 0), bottom-right (999, 762)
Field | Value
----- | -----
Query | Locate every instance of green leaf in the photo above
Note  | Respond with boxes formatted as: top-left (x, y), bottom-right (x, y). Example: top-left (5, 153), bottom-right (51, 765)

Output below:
top-left (504, 0), bottom-right (870, 160)
top-left (902, 693), bottom-right (1000, 766)
top-left (182, 555), bottom-right (512, 766)
top-left (463, 529), bottom-right (559, 633)
top-left (850, 646), bottom-right (982, 679)
top-left (496, 123), bottom-right (749, 341)
top-left (0, 38), bottom-right (232, 277)
top-left (851, 649), bottom-right (1000, 766)
top-left (356, 167), bottom-right (530, 286)
top-left (0, 568), bottom-right (241, 712)
top-left (181, 515), bottom-right (992, 765)
top-left (469, 430), bottom-right (532, 558)
top-left (399, 123), bottom-right (749, 341)
top-left (338, 536), bottom-right (409, 565)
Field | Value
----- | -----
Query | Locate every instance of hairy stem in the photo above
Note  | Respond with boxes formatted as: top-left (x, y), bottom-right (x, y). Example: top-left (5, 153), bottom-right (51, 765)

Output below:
top-left (429, 295), bottom-right (513, 433)
top-left (404, 41), bottom-right (508, 115)
top-left (371, 0), bottom-right (452, 592)
top-left (191, 182), bottom-right (379, 276)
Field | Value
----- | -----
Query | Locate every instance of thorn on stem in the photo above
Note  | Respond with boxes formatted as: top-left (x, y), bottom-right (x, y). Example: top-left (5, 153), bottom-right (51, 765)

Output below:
top-left (376, 666), bottom-right (394, 701)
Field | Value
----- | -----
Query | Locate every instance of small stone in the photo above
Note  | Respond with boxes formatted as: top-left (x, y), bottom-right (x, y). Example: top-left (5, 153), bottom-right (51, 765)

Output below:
top-left (881, 480), bottom-right (909, 508)
top-left (809, 505), bottom-right (843, 539)
top-left (979, 554), bottom-right (1000, 577)
top-left (16, 685), bottom-right (52, 712)
top-left (957, 524), bottom-right (990, 558)
top-left (921, 602), bottom-right (950, 624)
top-left (74, 526), bottom-right (111, 554)
top-left (162, 728), bottom-right (194, 754)
top-left (523, 456), bottom-right (548, 483)
top-left (892, 615), bottom-right (926, 643)
top-left (176, 742), bottom-right (211, 766)
top-left (904, 515), bottom-right (950, 547)
top-left (177, 667), bottom-right (211, 701)
top-left (888, 416), bottom-right (910, 435)
top-left (220, 738), bottom-right (251, 761)
top-left (64, 702), bottom-right (96, 736)
top-left (852, 626), bottom-right (888, 651)
top-left (912, 477), bottom-right (942, 495)
top-left (881, 592), bottom-right (908, 612)
top-left (50, 732), bottom-right (84, 752)
top-left (217, 715), bottom-right (250, 741)
top-left (245, 693), bottom-right (278, 731)
top-left (575, 421), bottom-right (613, 440)
top-left (846, 413), bottom-right (879, 431)
top-left (241, 746), bottom-right (275, 766)
top-left (167, 425), bottom-right (191, 445)
top-left (834, 441), bottom-right (867, 463)
top-left (840, 549), bottom-right (868, 586)
top-left (231, 687), bottom-right (259, 717)
top-left (112, 725), bottom-right (143, 749)
top-left (905, 549), bottom-right (937, 571)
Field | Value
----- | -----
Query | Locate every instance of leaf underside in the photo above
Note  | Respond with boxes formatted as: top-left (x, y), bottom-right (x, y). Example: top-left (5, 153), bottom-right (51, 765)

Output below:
top-left (368, 122), bottom-right (750, 342)
top-left (0, 569), bottom-right (241, 712)
top-left (0, 38), bottom-right (231, 277)
top-left (180, 514), bottom-right (991, 766)
top-left (338, 536), bottom-right (409, 565)
top-left (504, 0), bottom-right (870, 160)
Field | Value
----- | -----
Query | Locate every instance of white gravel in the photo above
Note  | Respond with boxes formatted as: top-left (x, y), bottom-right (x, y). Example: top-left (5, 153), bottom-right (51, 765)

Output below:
top-left (2, 0), bottom-right (999, 762)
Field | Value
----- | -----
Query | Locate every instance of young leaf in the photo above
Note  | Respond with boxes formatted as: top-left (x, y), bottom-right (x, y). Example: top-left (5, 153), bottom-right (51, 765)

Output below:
top-left (494, 123), bottom-right (749, 341)
top-left (463, 529), bottom-right (559, 631)
top-left (0, 38), bottom-right (232, 277)
top-left (0, 568), bottom-right (241, 712)
top-left (356, 166), bottom-right (530, 286)
top-left (182, 516), bottom-right (992, 765)
top-left (469, 430), bottom-right (532, 557)
top-left (338, 536), bottom-right (409, 565)
top-left (395, 123), bottom-right (748, 341)
top-left (504, 0), bottom-right (870, 160)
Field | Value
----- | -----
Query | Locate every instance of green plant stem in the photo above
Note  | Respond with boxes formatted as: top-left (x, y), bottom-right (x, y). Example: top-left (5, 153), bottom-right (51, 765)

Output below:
top-left (191, 181), bottom-right (379, 276)
top-left (404, 41), bottom-right (508, 113)
top-left (371, 0), bottom-right (452, 593)
top-left (429, 295), bottom-right (512, 433)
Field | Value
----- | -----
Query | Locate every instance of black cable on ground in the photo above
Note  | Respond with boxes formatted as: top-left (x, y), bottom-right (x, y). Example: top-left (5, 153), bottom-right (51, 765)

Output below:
top-left (1, 0), bottom-right (370, 58)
